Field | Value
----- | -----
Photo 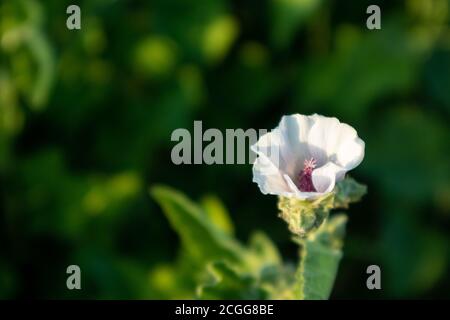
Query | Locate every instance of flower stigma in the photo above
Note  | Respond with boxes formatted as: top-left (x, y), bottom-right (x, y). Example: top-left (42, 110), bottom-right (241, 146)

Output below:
top-left (298, 158), bottom-right (317, 192)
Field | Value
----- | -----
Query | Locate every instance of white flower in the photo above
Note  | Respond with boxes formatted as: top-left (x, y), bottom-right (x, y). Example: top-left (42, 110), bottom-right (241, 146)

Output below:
top-left (251, 114), bottom-right (365, 200)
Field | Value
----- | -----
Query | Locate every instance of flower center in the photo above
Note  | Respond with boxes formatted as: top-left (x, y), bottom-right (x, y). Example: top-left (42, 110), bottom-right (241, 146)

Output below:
top-left (298, 158), bottom-right (317, 192)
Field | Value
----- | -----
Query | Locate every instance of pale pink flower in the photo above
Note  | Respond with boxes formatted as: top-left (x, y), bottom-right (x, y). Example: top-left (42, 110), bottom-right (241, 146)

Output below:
top-left (251, 114), bottom-right (365, 200)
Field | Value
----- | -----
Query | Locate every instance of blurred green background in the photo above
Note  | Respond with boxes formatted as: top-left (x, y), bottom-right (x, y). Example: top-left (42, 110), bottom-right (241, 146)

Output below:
top-left (0, 0), bottom-right (449, 299)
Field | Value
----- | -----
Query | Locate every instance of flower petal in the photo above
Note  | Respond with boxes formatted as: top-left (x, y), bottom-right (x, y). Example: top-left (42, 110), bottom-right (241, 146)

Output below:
top-left (336, 136), bottom-right (365, 171)
top-left (251, 128), bottom-right (287, 176)
top-left (308, 116), bottom-right (364, 172)
top-left (307, 116), bottom-right (342, 165)
top-left (277, 114), bottom-right (317, 176)
top-left (252, 154), bottom-right (291, 196)
top-left (283, 174), bottom-right (318, 200)
top-left (251, 130), bottom-right (292, 196)
top-left (311, 162), bottom-right (339, 193)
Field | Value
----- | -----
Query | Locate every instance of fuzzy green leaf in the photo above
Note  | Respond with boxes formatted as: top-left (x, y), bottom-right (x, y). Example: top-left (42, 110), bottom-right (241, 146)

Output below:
top-left (198, 261), bottom-right (269, 300)
top-left (334, 177), bottom-right (367, 209)
top-left (296, 214), bottom-right (347, 300)
top-left (248, 231), bottom-right (282, 266)
top-left (200, 194), bottom-right (235, 236)
top-left (150, 185), bottom-right (247, 265)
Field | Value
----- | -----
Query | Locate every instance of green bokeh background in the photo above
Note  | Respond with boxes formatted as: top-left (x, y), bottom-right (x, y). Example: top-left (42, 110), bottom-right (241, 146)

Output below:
top-left (0, 0), bottom-right (449, 299)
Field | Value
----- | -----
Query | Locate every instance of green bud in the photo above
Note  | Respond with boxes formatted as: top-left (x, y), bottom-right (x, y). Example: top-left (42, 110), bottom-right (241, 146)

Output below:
top-left (278, 193), bottom-right (335, 237)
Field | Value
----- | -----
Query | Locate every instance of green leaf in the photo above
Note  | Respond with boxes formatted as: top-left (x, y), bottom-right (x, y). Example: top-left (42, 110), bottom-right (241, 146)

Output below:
top-left (334, 177), bottom-right (367, 209)
top-left (248, 231), bottom-right (282, 266)
top-left (200, 194), bottom-right (235, 236)
top-left (296, 214), bottom-right (347, 300)
top-left (150, 185), bottom-right (247, 265)
top-left (197, 233), bottom-right (297, 300)
top-left (197, 261), bottom-right (268, 300)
